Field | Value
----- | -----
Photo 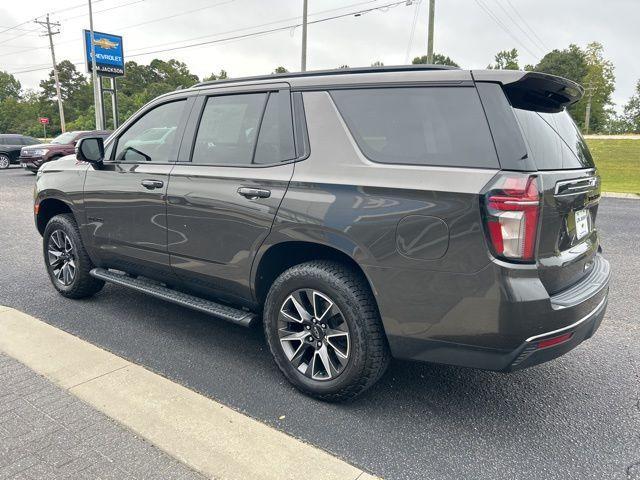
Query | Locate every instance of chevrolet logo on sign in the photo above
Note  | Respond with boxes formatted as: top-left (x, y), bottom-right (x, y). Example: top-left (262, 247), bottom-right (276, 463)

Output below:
top-left (93, 38), bottom-right (119, 49)
top-left (84, 29), bottom-right (125, 77)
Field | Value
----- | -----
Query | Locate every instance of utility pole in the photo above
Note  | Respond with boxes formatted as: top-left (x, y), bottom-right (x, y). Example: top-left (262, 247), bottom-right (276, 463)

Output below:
top-left (584, 81), bottom-right (595, 135)
top-left (35, 15), bottom-right (65, 132)
top-left (426, 0), bottom-right (435, 64)
top-left (301, 0), bottom-right (308, 71)
top-left (88, 0), bottom-right (104, 130)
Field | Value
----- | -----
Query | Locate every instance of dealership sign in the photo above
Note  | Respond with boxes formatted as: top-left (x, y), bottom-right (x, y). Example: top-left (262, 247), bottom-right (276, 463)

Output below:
top-left (83, 30), bottom-right (124, 77)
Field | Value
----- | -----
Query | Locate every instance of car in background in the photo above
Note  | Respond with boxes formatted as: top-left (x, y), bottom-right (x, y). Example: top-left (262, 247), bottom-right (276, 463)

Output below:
top-left (0, 134), bottom-right (40, 170)
top-left (19, 130), bottom-right (111, 173)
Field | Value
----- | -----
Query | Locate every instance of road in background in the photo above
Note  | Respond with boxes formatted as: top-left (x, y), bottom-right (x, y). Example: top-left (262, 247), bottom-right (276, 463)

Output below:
top-left (1, 167), bottom-right (639, 480)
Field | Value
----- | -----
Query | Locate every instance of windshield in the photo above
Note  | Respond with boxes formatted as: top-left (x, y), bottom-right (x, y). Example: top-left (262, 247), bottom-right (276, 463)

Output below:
top-left (51, 132), bottom-right (79, 145)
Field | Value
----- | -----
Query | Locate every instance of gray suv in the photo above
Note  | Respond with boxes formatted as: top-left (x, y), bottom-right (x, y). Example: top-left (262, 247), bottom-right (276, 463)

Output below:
top-left (34, 66), bottom-right (610, 401)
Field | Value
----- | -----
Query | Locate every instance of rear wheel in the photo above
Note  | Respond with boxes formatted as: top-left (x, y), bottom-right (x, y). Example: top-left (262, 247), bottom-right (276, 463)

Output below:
top-left (43, 214), bottom-right (104, 298)
top-left (264, 261), bottom-right (390, 401)
top-left (0, 154), bottom-right (10, 169)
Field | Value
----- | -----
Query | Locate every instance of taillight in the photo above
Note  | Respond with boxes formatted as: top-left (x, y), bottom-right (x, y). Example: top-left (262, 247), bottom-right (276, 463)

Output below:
top-left (482, 174), bottom-right (540, 262)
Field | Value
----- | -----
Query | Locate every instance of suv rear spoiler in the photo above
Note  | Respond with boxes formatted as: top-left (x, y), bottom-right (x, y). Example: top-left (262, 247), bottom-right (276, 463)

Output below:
top-left (471, 70), bottom-right (584, 113)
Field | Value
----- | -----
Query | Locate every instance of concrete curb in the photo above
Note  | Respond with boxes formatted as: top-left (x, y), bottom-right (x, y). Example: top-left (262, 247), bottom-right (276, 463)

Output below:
top-left (601, 192), bottom-right (640, 199)
top-left (0, 306), bottom-right (379, 480)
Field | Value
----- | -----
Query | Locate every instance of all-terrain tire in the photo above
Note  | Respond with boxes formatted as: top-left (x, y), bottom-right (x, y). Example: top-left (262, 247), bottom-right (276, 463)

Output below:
top-left (43, 213), bottom-right (104, 299)
top-left (263, 260), bottom-right (390, 402)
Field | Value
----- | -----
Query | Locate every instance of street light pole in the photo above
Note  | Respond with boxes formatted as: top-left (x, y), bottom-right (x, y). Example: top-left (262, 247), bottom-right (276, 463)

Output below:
top-left (88, 0), bottom-right (103, 130)
top-left (426, 0), bottom-right (435, 64)
top-left (301, 0), bottom-right (308, 72)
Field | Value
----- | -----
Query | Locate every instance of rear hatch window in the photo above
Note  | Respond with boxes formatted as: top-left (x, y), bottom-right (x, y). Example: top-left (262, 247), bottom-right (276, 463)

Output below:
top-left (330, 87), bottom-right (499, 169)
top-left (513, 109), bottom-right (594, 170)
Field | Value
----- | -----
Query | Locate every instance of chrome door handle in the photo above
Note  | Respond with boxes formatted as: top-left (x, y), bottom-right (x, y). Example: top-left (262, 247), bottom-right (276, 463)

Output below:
top-left (141, 179), bottom-right (164, 190)
top-left (237, 187), bottom-right (271, 199)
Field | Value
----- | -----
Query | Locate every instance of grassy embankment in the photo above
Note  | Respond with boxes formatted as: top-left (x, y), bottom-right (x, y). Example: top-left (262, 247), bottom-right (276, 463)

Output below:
top-left (586, 138), bottom-right (640, 194)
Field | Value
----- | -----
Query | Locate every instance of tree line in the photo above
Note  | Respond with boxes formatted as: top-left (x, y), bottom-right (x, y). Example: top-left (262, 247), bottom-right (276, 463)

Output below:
top-left (1, 41), bottom-right (638, 137)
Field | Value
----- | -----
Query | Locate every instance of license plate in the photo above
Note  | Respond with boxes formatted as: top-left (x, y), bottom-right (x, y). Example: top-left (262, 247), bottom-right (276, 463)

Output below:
top-left (575, 209), bottom-right (589, 239)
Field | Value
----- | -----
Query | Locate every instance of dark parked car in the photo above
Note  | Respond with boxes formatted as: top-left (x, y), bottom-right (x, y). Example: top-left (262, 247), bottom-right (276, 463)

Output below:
top-left (0, 134), bottom-right (40, 169)
top-left (19, 130), bottom-right (111, 173)
top-left (33, 66), bottom-right (610, 401)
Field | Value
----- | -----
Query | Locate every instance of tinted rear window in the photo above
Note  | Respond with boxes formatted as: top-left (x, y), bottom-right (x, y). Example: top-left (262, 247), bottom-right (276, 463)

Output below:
top-left (513, 109), bottom-right (594, 170)
top-left (330, 87), bottom-right (498, 168)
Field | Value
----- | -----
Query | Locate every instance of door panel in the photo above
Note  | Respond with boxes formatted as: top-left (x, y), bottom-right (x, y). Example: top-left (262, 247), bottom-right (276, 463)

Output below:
top-left (83, 163), bottom-right (174, 277)
top-left (82, 97), bottom-right (192, 279)
top-left (166, 163), bottom-right (294, 302)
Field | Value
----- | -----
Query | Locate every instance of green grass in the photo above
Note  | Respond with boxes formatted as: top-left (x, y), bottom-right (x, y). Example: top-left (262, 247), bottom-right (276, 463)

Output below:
top-left (586, 139), bottom-right (640, 194)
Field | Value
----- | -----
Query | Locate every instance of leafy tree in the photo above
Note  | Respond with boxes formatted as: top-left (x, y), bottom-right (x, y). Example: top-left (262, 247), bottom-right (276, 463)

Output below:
top-left (412, 53), bottom-right (459, 67)
top-left (40, 61), bottom-right (88, 103)
top-left (487, 48), bottom-right (519, 70)
top-left (0, 90), bottom-right (46, 137)
top-left (622, 79), bottom-right (640, 133)
top-left (534, 44), bottom-right (587, 84)
top-left (203, 69), bottom-right (228, 82)
top-left (534, 44), bottom-right (588, 129)
top-left (0, 71), bottom-right (21, 101)
top-left (273, 66), bottom-right (288, 74)
top-left (533, 42), bottom-right (615, 133)
top-left (581, 41), bottom-right (615, 133)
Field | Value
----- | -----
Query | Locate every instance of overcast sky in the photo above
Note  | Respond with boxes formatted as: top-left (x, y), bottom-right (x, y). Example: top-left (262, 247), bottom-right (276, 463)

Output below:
top-left (1, 0), bottom-right (638, 110)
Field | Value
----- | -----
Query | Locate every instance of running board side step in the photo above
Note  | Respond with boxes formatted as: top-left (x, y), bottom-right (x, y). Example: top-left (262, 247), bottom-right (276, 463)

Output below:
top-left (90, 268), bottom-right (256, 327)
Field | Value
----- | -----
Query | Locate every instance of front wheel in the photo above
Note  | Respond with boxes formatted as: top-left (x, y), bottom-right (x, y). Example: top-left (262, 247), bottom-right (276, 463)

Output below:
top-left (0, 154), bottom-right (10, 169)
top-left (43, 214), bottom-right (104, 298)
top-left (264, 261), bottom-right (390, 401)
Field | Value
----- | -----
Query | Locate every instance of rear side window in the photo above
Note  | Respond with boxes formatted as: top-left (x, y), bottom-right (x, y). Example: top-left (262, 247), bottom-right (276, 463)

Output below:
top-left (254, 91), bottom-right (296, 164)
top-left (330, 87), bottom-right (499, 168)
top-left (513, 109), bottom-right (594, 170)
top-left (192, 93), bottom-right (267, 165)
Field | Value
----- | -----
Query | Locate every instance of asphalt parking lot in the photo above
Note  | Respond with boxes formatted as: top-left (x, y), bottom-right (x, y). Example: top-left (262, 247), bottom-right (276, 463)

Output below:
top-left (1, 166), bottom-right (638, 480)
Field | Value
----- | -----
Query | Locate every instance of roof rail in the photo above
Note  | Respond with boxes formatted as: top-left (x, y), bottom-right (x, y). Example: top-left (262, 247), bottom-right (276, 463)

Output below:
top-left (192, 64), bottom-right (459, 88)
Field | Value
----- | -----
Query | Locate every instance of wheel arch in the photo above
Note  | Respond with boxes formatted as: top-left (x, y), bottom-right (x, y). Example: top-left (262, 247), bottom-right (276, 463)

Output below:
top-left (36, 196), bottom-right (74, 235)
top-left (252, 240), bottom-right (380, 313)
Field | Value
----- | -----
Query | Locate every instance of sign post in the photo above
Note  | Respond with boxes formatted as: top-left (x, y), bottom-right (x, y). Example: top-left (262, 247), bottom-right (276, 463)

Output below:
top-left (83, 29), bottom-right (125, 130)
top-left (38, 117), bottom-right (50, 140)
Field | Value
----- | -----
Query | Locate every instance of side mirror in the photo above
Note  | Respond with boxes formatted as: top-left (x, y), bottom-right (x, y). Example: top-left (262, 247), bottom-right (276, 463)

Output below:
top-left (76, 137), bottom-right (104, 164)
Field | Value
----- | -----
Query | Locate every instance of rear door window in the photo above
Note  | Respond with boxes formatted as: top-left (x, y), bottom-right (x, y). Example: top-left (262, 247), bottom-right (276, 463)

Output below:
top-left (330, 87), bottom-right (499, 168)
top-left (513, 109), bottom-right (594, 170)
top-left (192, 93), bottom-right (267, 165)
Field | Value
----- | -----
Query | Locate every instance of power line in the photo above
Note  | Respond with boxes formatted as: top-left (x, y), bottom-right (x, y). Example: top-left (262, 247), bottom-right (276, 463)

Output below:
top-left (491, 0), bottom-right (545, 55)
top-left (473, 0), bottom-right (539, 60)
top-left (8, 0), bottom-right (412, 75)
top-left (104, 0), bottom-right (386, 55)
top-left (404, 0), bottom-right (421, 64)
top-left (59, 0), bottom-right (146, 21)
top-left (0, 0), bottom-right (379, 60)
top-left (503, 0), bottom-right (549, 51)
top-left (112, 0), bottom-right (235, 31)
top-left (0, 0), bottom-right (106, 36)
top-left (126, 0), bottom-right (412, 59)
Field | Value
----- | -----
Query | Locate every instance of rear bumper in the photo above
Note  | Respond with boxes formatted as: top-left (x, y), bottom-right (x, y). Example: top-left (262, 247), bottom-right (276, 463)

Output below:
top-left (505, 292), bottom-right (607, 370)
top-left (385, 253), bottom-right (610, 371)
